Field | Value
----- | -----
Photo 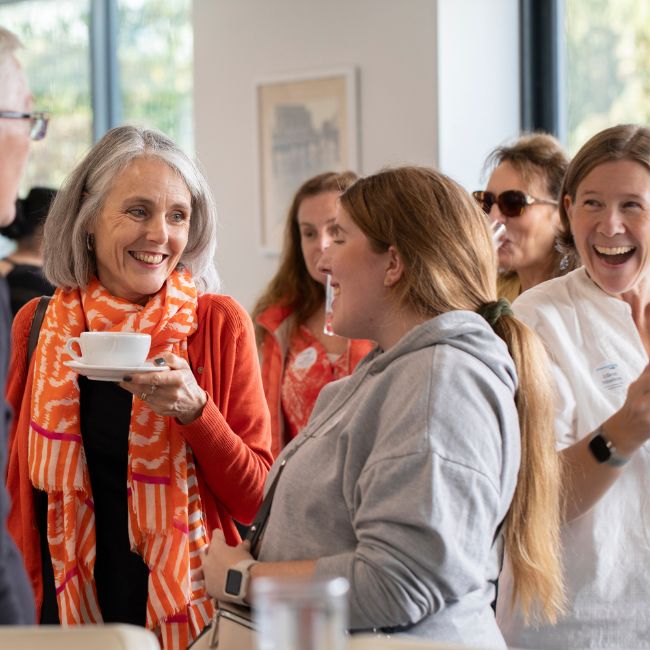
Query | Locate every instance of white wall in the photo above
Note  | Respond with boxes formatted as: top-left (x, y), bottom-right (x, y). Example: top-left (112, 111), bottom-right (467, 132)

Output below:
top-left (193, 0), bottom-right (519, 310)
top-left (436, 0), bottom-right (520, 191)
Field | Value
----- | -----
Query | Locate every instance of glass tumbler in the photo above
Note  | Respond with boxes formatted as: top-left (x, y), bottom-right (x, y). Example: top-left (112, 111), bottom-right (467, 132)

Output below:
top-left (254, 576), bottom-right (349, 650)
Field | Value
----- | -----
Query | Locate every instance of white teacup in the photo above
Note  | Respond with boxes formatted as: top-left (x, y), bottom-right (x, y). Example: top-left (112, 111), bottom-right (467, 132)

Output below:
top-left (65, 332), bottom-right (151, 367)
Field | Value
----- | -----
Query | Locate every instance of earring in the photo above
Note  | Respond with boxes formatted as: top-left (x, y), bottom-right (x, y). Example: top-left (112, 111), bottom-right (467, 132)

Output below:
top-left (559, 254), bottom-right (569, 271)
top-left (86, 233), bottom-right (94, 252)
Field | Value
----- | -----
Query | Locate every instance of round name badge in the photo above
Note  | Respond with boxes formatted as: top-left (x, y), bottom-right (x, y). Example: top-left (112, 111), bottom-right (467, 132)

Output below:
top-left (293, 346), bottom-right (317, 370)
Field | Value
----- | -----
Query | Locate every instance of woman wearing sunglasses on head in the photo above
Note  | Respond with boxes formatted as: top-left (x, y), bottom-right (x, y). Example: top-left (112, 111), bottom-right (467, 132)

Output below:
top-left (474, 133), bottom-right (573, 301)
top-left (497, 124), bottom-right (650, 649)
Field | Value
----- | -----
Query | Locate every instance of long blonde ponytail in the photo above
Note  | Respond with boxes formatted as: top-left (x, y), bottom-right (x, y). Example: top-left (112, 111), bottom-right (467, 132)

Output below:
top-left (492, 314), bottom-right (565, 624)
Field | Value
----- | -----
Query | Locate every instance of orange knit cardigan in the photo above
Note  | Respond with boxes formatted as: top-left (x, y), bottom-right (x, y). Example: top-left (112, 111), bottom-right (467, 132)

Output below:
top-left (5, 293), bottom-right (273, 619)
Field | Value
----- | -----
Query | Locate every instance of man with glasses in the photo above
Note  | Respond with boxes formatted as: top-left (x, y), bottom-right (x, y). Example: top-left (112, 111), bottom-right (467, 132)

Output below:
top-left (0, 25), bottom-right (41, 624)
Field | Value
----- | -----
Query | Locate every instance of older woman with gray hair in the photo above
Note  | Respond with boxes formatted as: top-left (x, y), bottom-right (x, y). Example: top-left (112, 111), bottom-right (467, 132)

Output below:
top-left (5, 125), bottom-right (272, 648)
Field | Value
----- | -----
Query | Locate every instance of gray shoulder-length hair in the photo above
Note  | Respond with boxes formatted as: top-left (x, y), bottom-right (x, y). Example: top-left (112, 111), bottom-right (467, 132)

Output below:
top-left (43, 125), bottom-right (220, 295)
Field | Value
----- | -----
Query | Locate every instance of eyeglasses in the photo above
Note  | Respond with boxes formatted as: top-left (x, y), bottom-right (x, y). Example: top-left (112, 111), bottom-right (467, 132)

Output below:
top-left (0, 111), bottom-right (49, 141)
top-left (472, 190), bottom-right (557, 217)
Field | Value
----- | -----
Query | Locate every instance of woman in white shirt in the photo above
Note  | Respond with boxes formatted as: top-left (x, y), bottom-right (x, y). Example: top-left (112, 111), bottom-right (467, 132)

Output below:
top-left (498, 123), bottom-right (650, 649)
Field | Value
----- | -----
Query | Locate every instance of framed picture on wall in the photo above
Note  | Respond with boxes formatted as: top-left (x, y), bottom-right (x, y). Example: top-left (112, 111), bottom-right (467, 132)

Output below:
top-left (255, 67), bottom-right (359, 254)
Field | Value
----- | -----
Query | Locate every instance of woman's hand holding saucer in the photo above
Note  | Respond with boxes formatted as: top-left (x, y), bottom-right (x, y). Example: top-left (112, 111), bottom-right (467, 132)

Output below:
top-left (120, 351), bottom-right (208, 424)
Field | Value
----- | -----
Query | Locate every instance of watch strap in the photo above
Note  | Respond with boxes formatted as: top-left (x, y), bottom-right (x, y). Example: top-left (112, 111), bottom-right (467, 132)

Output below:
top-left (224, 558), bottom-right (258, 604)
top-left (588, 426), bottom-right (630, 467)
top-left (231, 558), bottom-right (258, 576)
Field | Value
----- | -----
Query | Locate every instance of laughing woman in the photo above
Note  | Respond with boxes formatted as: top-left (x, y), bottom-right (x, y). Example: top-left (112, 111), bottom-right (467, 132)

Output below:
top-left (203, 167), bottom-right (564, 649)
top-left (4, 126), bottom-right (272, 648)
top-left (497, 124), bottom-right (650, 649)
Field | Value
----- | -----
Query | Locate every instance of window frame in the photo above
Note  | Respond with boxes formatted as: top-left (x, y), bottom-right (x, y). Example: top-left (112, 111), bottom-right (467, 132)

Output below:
top-left (90, 0), bottom-right (121, 142)
top-left (519, 0), bottom-right (566, 140)
top-left (0, 0), bottom-right (123, 143)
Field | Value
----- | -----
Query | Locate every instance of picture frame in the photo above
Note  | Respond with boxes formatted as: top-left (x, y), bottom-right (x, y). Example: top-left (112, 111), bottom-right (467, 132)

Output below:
top-left (255, 67), bottom-right (359, 254)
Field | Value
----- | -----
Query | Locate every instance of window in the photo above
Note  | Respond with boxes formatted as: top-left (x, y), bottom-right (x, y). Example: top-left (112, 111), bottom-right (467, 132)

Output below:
top-left (521, 0), bottom-right (650, 154)
top-left (0, 0), bottom-right (92, 190)
top-left (117, 0), bottom-right (194, 153)
top-left (0, 0), bottom-right (193, 190)
top-left (519, 0), bottom-right (562, 138)
top-left (564, 0), bottom-right (650, 153)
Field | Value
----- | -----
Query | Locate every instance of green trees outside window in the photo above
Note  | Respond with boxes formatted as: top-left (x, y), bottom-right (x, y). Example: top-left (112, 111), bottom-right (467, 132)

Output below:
top-left (0, 0), bottom-right (193, 191)
top-left (565, 0), bottom-right (650, 153)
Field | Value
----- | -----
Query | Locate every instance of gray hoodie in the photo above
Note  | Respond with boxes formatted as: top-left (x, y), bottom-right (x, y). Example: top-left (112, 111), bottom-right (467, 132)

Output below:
top-left (258, 311), bottom-right (520, 649)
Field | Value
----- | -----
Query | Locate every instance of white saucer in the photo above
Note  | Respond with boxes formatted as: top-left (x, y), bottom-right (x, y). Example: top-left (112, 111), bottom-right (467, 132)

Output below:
top-left (63, 360), bottom-right (169, 382)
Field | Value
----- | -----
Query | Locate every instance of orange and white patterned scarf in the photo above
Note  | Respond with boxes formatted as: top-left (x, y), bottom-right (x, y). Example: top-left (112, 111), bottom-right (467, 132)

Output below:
top-left (29, 269), bottom-right (214, 649)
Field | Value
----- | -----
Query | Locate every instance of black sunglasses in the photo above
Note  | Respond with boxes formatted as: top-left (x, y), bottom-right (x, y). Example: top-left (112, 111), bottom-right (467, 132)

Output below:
top-left (0, 111), bottom-right (49, 141)
top-left (472, 190), bottom-right (557, 217)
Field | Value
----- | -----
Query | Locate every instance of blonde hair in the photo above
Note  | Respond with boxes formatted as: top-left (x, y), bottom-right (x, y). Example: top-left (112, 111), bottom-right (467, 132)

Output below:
top-left (341, 166), bottom-right (565, 623)
top-left (251, 170), bottom-right (357, 343)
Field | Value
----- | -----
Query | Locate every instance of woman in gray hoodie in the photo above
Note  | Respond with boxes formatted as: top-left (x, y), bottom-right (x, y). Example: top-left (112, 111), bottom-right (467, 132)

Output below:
top-left (203, 166), bottom-right (565, 649)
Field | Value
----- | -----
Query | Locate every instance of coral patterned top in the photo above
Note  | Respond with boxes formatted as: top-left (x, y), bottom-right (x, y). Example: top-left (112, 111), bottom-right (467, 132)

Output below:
top-left (281, 326), bottom-right (352, 439)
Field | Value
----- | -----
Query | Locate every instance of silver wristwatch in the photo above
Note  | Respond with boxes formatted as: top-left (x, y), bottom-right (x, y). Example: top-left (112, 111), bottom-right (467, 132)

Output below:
top-left (223, 559), bottom-right (258, 605)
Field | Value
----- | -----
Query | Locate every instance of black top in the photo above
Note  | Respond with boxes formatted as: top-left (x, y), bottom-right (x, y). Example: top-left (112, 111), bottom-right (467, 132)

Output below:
top-left (0, 277), bottom-right (36, 623)
top-left (3, 261), bottom-right (54, 317)
top-left (38, 377), bottom-right (149, 624)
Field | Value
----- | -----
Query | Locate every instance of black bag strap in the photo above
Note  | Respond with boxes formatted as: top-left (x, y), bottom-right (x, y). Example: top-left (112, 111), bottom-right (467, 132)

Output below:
top-left (27, 296), bottom-right (51, 365)
top-left (246, 458), bottom-right (287, 558)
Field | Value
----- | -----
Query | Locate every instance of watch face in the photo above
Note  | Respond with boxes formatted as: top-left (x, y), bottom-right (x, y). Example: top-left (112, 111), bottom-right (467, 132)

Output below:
top-left (589, 433), bottom-right (610, 463)
top-left (225, 569), bottom-right (243, 596)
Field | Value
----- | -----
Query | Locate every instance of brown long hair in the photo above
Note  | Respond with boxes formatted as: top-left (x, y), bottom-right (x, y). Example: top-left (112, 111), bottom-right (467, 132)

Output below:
top-left (251, 171), bottom-right (357, 343)
top-left (484, 132), bottom-right (574, 279)
top-left (340, 166), bottom-right (565, 623)
top-left (558, 124), bottom-right (650, 269)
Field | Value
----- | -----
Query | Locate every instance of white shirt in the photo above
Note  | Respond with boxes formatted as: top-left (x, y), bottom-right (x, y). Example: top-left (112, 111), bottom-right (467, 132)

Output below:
top-left (497, 267), bottom-right (650, 649)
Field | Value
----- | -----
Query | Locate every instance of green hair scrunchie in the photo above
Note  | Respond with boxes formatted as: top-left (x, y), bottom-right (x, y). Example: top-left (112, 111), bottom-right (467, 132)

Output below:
top-left (478, 297), bottom-right (514, 327)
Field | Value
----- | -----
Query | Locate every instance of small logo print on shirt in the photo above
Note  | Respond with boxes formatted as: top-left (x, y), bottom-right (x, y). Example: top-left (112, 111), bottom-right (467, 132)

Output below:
top-left (594, 362), bottom-right (625, 392)
top-left (293, 346), bottom-right (318, 370)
